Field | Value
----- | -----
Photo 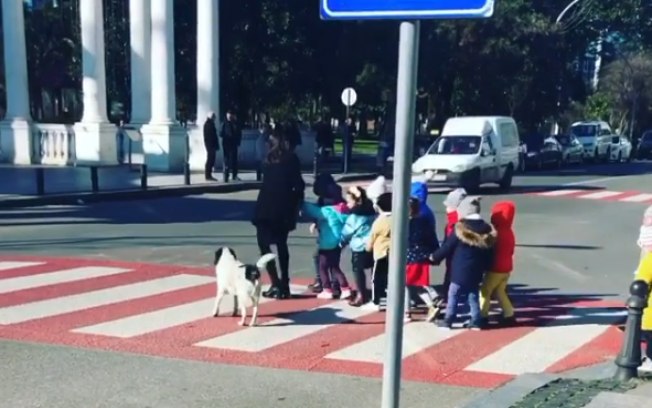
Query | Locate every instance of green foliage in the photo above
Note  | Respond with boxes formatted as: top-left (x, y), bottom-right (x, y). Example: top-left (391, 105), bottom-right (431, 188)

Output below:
top-left (4, 0), bottom-right (651, 133)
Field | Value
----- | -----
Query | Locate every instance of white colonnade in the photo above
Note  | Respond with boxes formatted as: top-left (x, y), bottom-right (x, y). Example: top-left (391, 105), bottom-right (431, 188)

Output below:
top-left (0, 0), bottom-right (221, 171)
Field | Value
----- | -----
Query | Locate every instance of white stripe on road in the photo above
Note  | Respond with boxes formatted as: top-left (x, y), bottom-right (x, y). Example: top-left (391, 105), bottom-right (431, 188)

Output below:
top-left (538, 190), bottom-right (582, 196)
top-left (195, 300), bottom-right (376, 352)
top-left (0, 266), bottom-right (131, 294)
top-left (0, 274), bottom-right (213, 325)
top-left (465, 308), bottom-right (625, 375)
top-left (72, 284), bottom-right (307, 338)
top-left (619, 193), bottom-right (652, 203)
top-left (578, 191), bottom-right (625, 200)
top-left (325, 321), bottom-right (462, 364)
top-left (0, 261), bottom-right (44, 272)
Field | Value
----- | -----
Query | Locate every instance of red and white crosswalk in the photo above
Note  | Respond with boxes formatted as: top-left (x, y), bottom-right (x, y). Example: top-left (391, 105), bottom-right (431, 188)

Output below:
top-left (0, 256), bottom-right (625, 388)
top-left (532, 189), bottom-right (652, 204)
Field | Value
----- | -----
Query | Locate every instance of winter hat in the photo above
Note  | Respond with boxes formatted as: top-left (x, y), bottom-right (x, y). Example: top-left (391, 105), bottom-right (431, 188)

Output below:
top-left (637, 205), bottom-right (652, 251)
top-left (366, 176), bottom-right (388, 204)
top-left (376, 192), bottom-right (392, 213)
top-left (457, 196), bottom-right (482, 219)
top-left (443, 188), bottom-right (468, 209)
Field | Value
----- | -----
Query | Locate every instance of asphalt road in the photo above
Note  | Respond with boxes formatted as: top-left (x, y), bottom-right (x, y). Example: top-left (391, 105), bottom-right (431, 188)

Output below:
top-left (1, 160), bottom-right (651, 408)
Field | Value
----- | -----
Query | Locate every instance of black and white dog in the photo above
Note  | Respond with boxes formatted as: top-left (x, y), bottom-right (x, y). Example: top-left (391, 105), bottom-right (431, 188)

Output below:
top-left (212, 247), bottom-right (277, 327)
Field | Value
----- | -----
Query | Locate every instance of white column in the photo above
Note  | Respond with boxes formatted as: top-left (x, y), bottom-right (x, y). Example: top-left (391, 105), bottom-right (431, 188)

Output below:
top-left (79, 0), bottom-right (109, 123)
top-left (129, 0), bottom-right (151, 125)
top-left (149, 0), bottom-right (176, 124)
top-left (196, 0), bottom-right (220, 123)
top-left (73, 0), bottom-right (117, 164)
top-left (141, 0), bottom-right (185, 172)
top-left (0, 0), bottom-right (32, 164)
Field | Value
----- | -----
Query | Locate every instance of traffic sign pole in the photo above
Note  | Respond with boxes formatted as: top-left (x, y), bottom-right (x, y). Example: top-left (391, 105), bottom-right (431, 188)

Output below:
top-left (381, 20), bottom-right (420, 408)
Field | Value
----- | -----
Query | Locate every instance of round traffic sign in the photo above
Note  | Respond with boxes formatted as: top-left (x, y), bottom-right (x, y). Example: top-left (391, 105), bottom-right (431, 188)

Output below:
top-left (341, 87), bottom-right (358, 107)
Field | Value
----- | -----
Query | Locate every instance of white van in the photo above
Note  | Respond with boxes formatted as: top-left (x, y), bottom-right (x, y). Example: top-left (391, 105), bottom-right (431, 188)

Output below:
top-left (411, 116), bottom-right (520, 191)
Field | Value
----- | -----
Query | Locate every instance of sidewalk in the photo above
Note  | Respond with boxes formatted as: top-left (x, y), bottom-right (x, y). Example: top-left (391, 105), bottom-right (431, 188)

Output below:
top-left (463, 361), bottom-right (652, 408)
top-left (0, 163), bottom-right (377, 209)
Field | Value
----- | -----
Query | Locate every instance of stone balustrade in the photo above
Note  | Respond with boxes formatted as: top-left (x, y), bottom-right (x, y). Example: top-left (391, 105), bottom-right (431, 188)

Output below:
top-left (31, 124), bottom-right (76, 165)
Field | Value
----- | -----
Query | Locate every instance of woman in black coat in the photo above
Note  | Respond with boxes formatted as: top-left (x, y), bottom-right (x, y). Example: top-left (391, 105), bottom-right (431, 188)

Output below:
top-left (252, 129), bottom-right (305, 299)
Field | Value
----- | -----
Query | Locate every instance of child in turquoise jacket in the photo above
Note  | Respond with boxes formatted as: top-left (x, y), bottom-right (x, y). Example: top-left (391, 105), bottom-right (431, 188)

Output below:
top-left (303, 198), bottom-right (351, 300)
top-left (340, 185), bottom-right (376, 306)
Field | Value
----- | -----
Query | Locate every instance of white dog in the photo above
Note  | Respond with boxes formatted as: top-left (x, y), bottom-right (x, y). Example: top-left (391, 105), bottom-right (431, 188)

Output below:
top-left (211, 247), bottom-right (277, 327)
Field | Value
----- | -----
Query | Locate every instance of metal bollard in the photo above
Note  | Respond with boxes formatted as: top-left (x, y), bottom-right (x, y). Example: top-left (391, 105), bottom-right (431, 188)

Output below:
top-left (90, 166), bottom-right (99, 193)
top-left (183, 134), bottom-right (191, 185)
top-left (35, 168), bottom-right (45, 195)
top-left (614, 280), bottom-right (649, 381)
top-left (140, 164), bottom-right (148, 190)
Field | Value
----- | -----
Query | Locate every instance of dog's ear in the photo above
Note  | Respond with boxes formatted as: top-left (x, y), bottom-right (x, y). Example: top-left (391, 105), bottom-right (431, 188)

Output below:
top-left (213, 248), bottom-right (223, 265)
top-left (227, 247), bottom-right (237, 259)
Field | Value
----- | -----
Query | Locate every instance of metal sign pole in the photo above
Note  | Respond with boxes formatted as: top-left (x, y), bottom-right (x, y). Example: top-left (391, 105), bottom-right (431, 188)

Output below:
top-left (380, 20), bottom-right (420, 408)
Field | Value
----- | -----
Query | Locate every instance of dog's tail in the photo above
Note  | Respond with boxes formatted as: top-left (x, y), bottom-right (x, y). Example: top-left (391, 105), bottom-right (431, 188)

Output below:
top-left (256, 253), bottom-right (277, 269)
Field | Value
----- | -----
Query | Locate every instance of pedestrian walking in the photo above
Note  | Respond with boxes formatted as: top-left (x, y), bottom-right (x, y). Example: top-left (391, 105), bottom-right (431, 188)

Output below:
top-left (441, 188), bottom-right (468, 301)
top-left (480, 201), bottom-right (517, 326)
top-left (365, 192), bottom-right (392, 310)
top-left (302, 181), bottom-right (351, 300)
top-left (252, 130), bottom-right (305, 300)
top-left (635, 205), bottom-right (652, 373)
top-left (340, 185), bottom-right (376, 306)
top-left (203, 111), bottom-right (220, 181)
top-left (220, 109), bottom-right (241, 182)
top-left (430, 196), bottom-right (497, 330)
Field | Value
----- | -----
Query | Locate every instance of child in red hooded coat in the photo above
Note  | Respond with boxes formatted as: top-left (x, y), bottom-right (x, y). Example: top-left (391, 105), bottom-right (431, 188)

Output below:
top-left (479, 200), bottom-right (516, 325)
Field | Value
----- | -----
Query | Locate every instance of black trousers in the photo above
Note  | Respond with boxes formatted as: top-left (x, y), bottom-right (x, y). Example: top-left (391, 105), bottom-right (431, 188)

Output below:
top-left (255, 225), bottom-right (290, 289)
top-left (223, 145), bottom-right (239, 180)
top-left (372, 256), bottom-right (389, 305)
top-left (352, 251), bottom-right (372, 300)
top-left (205, 148), bottom-right (216, 178)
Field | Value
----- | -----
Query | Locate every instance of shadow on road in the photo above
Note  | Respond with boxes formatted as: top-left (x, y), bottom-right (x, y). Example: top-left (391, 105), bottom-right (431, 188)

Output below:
top-left (516, 244), bottom-right (602, 250)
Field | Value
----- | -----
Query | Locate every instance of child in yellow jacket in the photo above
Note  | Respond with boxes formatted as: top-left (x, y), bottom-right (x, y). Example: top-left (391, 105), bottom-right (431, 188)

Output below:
top-left (635, 205), bottom-right (652, 373)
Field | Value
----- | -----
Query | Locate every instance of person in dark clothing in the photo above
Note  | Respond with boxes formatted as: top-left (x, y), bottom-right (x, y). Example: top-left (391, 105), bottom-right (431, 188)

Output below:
top-left (203, 112), bottom-right (220, 181)
top-left (252, 129), bottom-right (305, 300)
top-left (314, 117), bottom-right (334, 157)
top-left (220, 110), bottom-right (242, 182)
top-left (430, 196), bottom-right (497, 330)
top-left (285, 119), bottom-right (302, 151)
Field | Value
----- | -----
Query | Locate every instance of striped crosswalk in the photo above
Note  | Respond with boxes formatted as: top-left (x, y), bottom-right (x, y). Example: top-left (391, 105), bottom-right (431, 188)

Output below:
top-left (0, 256), bottom-right (626, 388)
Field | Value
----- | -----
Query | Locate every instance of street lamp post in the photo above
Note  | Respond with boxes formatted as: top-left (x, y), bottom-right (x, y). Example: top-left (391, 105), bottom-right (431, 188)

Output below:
top-left (553, 0), bottom-right (582, 134)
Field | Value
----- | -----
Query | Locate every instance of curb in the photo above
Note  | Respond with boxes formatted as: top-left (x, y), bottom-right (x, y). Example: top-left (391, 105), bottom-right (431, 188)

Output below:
top-left (0, 181), bottom-right (262, 209)
top-left (462, 373), bottom-right (560, 408)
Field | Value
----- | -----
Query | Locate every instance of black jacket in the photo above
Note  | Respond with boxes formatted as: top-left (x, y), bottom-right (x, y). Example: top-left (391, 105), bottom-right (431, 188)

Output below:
top-left (203, 118), bottom-right (219, 150)
top-left (220, 120), bottom-right (241, 147)
top-left (431, 219), bottom-right (497, 288)
top-left (252, 153), bottom-right (305, 232)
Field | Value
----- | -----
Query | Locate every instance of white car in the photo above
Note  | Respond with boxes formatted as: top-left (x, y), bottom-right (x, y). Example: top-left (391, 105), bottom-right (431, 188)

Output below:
top-left (570, 121), bottom-right (614, 163)
top-left (411, 116), bottom-right (520, 192)
top-left (609, 135), bottom-right (633, 162)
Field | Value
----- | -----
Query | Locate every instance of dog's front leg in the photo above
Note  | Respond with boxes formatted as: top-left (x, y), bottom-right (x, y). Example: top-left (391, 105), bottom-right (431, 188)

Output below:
top-left (250, 285), bottom-right (262, 327)
top-left (212, 289), bottom-right (225, 317)
top-left (232, 296), bottom-right (239, 317)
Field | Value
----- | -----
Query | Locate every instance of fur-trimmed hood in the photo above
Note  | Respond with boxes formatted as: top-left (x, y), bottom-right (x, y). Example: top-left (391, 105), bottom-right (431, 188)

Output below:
top-left (455, 219), bottom-right (497, 249)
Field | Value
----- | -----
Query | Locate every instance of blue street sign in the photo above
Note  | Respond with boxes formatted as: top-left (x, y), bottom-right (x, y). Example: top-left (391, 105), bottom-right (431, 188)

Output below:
top-left (320, 0), bottom-right (494, 20)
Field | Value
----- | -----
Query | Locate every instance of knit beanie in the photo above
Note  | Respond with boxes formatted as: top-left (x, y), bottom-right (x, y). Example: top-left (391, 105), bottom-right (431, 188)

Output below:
top-left (637, 205), bottom-right (652, 252)
top-left (443, 188), bottom-right (468, 209)
top-left (457, 196), bottom-right (482, 219)
top-left (366, 176), bottom-right (388, 204)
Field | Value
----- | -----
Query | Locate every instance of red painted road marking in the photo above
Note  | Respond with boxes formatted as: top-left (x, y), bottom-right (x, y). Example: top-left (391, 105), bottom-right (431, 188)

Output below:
top-left (0, 256), bottom-right (627, 389)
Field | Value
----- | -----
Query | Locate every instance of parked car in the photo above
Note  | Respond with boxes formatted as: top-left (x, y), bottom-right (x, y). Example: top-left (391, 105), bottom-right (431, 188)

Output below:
top-left (609, 135), bottom-right (632, 162)
top-left (554, 134), bottom-right (584, 164)
top-left (570, 121), bottom-right (613, 163)
top-left (637, 130), bottom-right (652, 159)
top-left (523, 136), bottom-right (563, 169)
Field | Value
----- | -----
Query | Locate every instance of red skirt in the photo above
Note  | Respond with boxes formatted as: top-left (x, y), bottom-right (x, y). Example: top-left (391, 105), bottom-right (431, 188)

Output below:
top-left (406, 263), bottom-right (430, 286)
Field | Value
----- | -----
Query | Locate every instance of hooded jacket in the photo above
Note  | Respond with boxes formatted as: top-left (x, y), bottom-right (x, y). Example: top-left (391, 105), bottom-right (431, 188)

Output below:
top-left (340, 202), bottom-right (376, 253)
top-left (431, 218), bottom-right (497, 288)
top-left (303, 202), bottom-right (348, 250)
top-left (410, 182), bottom-right (436, 231)
top-left (490, 201), bottom-right (516, 273)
